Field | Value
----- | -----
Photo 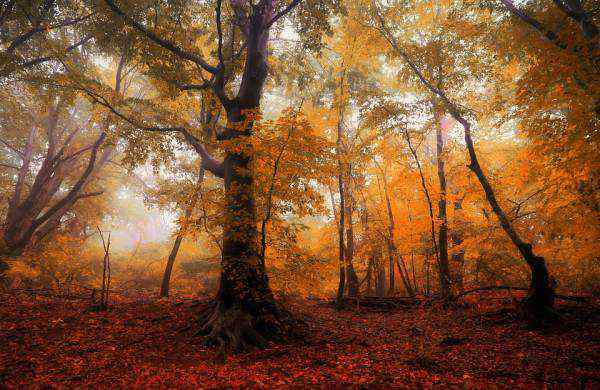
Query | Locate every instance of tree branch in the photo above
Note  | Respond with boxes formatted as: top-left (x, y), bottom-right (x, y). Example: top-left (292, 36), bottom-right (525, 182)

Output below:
top-left (179, 130), bottom-right (225, 178)
top-left (216, 0), bottom-right (225, 66)
top-left (0, 137), bottom-right (25, 158)
top-left (79, 85), bottom-right (225, 178)
top-left (265, 0), bottom-right (303, 30)
top-left (103, 0), bottom-right (218, 74)
top-left (4, 12), bottom-right (93, 55)
top-left (499, 0), bottom-right (569, 50)
top-left (75, 190), bottom-right (104, 200)
top-left (169, 79), bottom-right (212, 91)
top-left (12, 34), bottom-right (93, 76)
top-left (28, 132), bottom-right (106, 235)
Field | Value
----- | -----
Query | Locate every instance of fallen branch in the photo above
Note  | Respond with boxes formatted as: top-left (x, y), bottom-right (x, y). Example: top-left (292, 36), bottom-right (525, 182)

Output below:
top-left (457, 286), bottom-right (591, 303)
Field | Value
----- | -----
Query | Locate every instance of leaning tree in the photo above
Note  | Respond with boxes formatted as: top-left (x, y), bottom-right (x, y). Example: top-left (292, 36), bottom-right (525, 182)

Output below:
top-left (366, 0), bottom-right (556, 316)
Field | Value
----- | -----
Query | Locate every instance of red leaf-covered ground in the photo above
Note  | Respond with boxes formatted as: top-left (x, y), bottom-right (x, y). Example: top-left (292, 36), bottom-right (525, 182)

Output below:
top-left (1, 293), bottom-right (598, 388)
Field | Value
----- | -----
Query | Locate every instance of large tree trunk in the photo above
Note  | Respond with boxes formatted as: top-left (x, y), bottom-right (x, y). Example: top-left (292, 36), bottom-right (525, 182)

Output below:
top-left (197, 0), bottom-right (302, 351)
top-left (199, 134), bottom-right (296, 351)
top-left (434, 107), bottom-right (452, 300)
top-left (329, 185), bottom-right (346, 303)
top-left (335, 117), bottom-right (348, 301)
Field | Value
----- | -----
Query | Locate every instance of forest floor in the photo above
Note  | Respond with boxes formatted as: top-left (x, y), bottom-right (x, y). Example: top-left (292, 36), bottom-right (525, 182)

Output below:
top-left (1, 291), bottom-right (599, 389)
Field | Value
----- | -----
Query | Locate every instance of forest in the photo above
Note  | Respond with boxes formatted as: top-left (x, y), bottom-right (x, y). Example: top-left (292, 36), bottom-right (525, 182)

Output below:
top-left (0, 0), bottom-right (599, 387)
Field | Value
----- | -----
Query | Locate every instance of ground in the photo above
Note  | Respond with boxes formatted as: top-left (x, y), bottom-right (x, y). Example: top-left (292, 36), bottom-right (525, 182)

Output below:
top-left (1, 292), bottom-right (598, 388)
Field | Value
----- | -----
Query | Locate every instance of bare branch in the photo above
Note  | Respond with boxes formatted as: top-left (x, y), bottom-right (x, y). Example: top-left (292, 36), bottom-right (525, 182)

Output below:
top-left (168, 79), bottom-right (212, 91)
top-left (3, 12), bottom-right (93, 55)
top-left (8, 127), bottom-right (35, 210)
top-left (179, 130), bottom-right (225, 178)
top-left (75, 190), bottom-right (104, 200)
top-left (17, 34), bottom-right (93, 72)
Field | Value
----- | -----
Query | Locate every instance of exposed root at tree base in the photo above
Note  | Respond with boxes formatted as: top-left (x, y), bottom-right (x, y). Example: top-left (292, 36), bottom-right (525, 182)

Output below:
top-left (518, 294), bottom-right (561, 328)
top-left (196, 300), bottom-right (306, 354)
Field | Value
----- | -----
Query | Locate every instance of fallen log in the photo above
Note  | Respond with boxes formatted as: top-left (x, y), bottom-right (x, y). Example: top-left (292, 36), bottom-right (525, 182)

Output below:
top-left (333, 296), bottom-right (420, 311)
top-left (456, 286), bottom-right (592, 303)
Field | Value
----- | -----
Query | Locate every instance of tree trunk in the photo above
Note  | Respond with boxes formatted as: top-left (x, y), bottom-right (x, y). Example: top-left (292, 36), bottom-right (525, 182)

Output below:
top-left (329, 185), bottom-right (346, 303)
top-left (365, 255), bottom-right (374, 295)
top-left (404, 130), bottom-right (441, 297)
top-left (461, 120), bottom-right (554, 313)
top-left (424, 250), bottom-right (431, 296)
top-left (160, 166), bottom-right (205, 297)
top-left (335, 115), bottom-right (347, 301)
top-left (344, 164), bottom-right (359, 297)
top-left (375, 251), bottom-right (386, 298)
top-left (434, 107), bottom-right (452, 300)
top-left (387, 241), bottom-right (395, 295)
top-left (450, 199), bottom-right (465, 291)
top-left (381, 169), bottom-right (414, 296)
top-left (198, 1), bottom-right (302, 351)
top-left (199, 128), bottom-right (298, 351)
top-left (395, 257), bottom-right (414, 296)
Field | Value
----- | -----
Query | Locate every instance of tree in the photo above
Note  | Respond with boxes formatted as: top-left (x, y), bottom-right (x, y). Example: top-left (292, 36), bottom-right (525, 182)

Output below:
top-left (0, 89), bottom-right (111, 276)
top-left (368, 0), bottom-right (556, 315)
top-left (92, 0), bottom-right (340, 350)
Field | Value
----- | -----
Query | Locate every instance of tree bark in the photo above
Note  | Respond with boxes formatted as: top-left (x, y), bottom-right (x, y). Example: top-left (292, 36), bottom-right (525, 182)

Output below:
top-left (461, 119), bottom-right (554, 313)
top-left (365, 255), bottom-right (374, 295)
top-left (197, 0), bottom-right (302, 351)
top-left (200, 132), bottom-right (292, 350)
top-left (344, 163), bottom-right (359, 297)
top-left (434, 106), bottom-right (452, 300)
top-left (161, 90), bottom-right (221, 297)
top-left (1, 107), bottom-right (107, 261)
top-left (99, 0), bottom-right (305, 350)
top-left (450, 199), bottom-right (465, 291)
top-left (329, 185), bottom-right (345, 303)
top-left (403, 129), bottom-right (441, 295)
top-left (335, 112), bottom-right (347, 301)
top-left (375, 250), bottom-right (386, 298)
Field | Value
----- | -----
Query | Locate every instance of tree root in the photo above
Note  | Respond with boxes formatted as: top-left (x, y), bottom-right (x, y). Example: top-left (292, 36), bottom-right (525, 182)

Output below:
top-left (518, 297), bottom-right (562, 328)
top-left (196, 300), bottom-right (305, 353)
